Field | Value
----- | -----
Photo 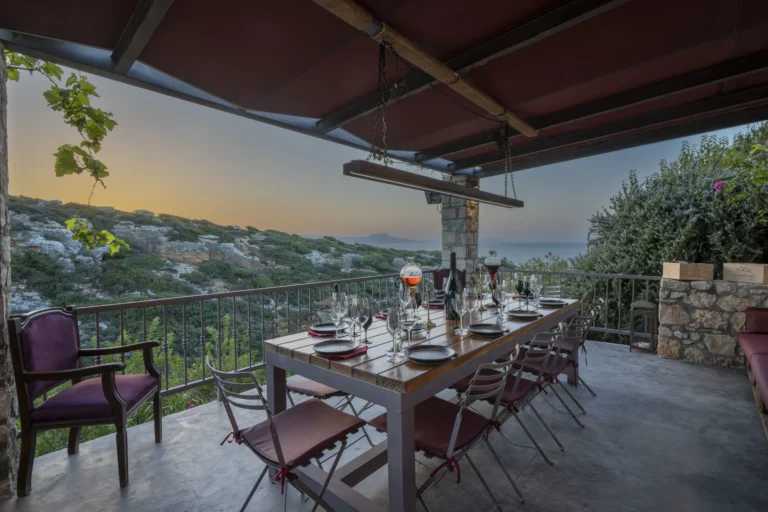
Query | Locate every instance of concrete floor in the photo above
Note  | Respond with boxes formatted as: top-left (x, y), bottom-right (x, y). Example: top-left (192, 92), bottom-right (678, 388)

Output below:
top-left (4, 342), bottom-right (768, 512)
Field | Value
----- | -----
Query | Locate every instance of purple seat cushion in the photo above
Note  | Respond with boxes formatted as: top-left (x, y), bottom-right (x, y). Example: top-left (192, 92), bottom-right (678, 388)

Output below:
top-left (751, 355), bottom-right (768, 407)
top-left (745, 308), bottom-right (768, 334)
top-left (30, 374), bottom-right (159, 423)
top-left (21, 310), bottom-right (81, 398)
top-left (738, 333), bottom-right (768, 364)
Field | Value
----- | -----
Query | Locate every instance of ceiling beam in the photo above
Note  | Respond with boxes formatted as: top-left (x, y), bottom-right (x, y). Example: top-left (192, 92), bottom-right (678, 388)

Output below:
top-left (470, 85), bottom-right (768, 177)
top-left (474, 103), bottom-right (768, 177)
top-left (417, 50), bottom-right (768, 163)
top-left (315, 0), bottom-right (630, 134)
top-left (111, 0), bottom-right (175, 75)
top-left (312, 0), bottom-right (539, 137)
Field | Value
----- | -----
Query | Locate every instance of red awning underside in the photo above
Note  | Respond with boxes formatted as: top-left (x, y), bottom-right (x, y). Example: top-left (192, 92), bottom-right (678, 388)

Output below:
top-left (3, 0), bottom-right (768, 176)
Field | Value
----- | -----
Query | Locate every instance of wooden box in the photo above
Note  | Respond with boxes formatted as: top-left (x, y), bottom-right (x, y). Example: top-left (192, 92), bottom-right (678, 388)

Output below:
top-left (723, 263), bottom-right (768, 284)
top-left (662, 262), bottom-right (714, 281)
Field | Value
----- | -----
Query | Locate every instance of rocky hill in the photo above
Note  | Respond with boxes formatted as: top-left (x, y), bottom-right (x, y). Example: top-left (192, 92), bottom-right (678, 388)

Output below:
top-left (9, 196), bottom-right (440, 314)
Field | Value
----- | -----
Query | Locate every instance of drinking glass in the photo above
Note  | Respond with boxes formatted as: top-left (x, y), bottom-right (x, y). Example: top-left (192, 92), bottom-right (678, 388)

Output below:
top-left (331, 292), bottom-right (348, 339)
top-left (350, 297), bottom-right (373, 345)
top-left (349, 296), bottom-right (361, 338)
top-left (400, 298), bottom-right (417, 349)
top-left (386, 307), bottom-right (403, 362)
top-left (531, 275), bottom-right (542, 309)
top-left (454, 290), bottom-right (469, 335)
top-left (493, 286), bottom-right (505, 323)
top-left (514, 273), bottom-right (524, 308)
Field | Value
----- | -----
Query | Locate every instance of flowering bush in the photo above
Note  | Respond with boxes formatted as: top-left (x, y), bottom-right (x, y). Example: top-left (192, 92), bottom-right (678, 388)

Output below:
top-left (576, 123), bottom-right (768, 278)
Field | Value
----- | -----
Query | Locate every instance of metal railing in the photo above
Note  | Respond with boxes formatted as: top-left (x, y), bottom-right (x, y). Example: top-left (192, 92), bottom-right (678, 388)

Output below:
top-left (498, 268), bottom-right (660, 342)
top-left (69, 268), bottom-right (659, 399)
top-left (73, 272), bottom-right (421, 397)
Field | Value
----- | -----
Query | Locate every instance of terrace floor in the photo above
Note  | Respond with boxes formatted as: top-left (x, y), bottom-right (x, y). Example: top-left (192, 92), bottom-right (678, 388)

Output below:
top-left (5, 342), bottom-right (768, 512)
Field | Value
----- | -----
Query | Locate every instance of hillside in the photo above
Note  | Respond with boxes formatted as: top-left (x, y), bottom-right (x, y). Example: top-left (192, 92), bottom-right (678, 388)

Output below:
top-left (8, 196), bottom-right (441, 314)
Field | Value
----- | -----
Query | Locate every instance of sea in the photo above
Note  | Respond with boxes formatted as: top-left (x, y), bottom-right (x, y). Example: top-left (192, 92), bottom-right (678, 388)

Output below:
top-left (347, 239), bottom-right (586, 265)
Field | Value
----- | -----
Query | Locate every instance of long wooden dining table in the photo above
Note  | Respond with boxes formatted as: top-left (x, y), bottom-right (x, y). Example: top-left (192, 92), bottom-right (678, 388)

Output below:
top-left (264, 299), bottom-right (581, 512)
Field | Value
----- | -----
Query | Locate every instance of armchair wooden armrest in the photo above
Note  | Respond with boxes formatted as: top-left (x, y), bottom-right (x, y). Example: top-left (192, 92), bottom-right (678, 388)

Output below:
top-left (23, 363), bottom-right (125, 381)
top-left (80, 341), bottom-right (162, 379)
top-left (79, 341), bottom-right (161, 357)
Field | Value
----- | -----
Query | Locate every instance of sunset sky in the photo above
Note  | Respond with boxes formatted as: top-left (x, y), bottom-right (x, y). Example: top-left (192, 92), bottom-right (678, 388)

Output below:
top-left (6, 69), bottom-right (748, 244)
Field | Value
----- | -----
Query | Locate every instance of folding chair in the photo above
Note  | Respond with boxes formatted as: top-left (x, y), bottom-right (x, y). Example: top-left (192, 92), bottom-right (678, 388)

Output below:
top-left (512, 333), bottom-right (586, 427)
top-left (206, 357), bottom-right (365, 512)
top-left (555, 314), bottom-right (597, 397)
top-left (370, 357), bottom-right (525, 510)
top-left (454, 340), bottom-right (564, 466)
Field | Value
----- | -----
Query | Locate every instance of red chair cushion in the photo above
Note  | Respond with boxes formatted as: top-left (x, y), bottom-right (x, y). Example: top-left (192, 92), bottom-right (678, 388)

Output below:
top-left (30, 374), bottom-right (158, 423)
top-left (369, 396), bottom-right (489, 458)
top-left (751, 354), bottom-right (768, 407)
top-left (240, 399), bottom-right (365, 468)
top-left (745, 308), bottom-right (768, 334)
top-left (738, 333), bottom-right (768, 363)
top-left (286, 376), bottom-right (346, 400)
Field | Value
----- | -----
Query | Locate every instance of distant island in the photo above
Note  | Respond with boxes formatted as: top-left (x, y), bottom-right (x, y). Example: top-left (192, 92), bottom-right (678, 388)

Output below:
top-left (340, 233), bottom-right (438, 246)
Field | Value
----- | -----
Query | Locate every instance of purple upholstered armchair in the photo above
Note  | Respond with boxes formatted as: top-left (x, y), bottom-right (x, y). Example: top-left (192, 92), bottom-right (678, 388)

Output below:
top-left (7, 307), bottom-right (163, 496)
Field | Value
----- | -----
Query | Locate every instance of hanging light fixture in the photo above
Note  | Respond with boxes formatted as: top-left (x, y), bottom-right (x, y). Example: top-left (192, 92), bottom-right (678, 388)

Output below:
top-left (343, 160), bottom-right (524, 209)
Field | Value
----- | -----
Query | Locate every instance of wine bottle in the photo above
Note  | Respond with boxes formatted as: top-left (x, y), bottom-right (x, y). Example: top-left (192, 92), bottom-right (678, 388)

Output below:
top-left (445, 252), bottom-right (460, 320)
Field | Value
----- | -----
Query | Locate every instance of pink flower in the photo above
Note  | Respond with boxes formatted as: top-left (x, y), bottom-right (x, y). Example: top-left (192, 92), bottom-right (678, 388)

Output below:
top-left (765, 138), bottom-right (768, 147)
top-left (713, 181), bottom-right (725, 191)
top-left (186, 401), bottom-right (195, 409)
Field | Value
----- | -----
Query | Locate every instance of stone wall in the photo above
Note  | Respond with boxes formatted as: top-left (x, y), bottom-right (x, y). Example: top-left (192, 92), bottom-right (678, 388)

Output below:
top-left (441, 175), bottom-right (479, 284)
top-left (0, 41), bottom-right (18, 501)
top-left (658, 278), bottom-right (768, 367)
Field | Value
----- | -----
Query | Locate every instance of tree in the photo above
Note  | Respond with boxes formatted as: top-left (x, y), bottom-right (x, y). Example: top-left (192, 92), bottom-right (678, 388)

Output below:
top-left (3, 51), bottom-right (127, 254)
top-left (577, 123), bottom-right (768, 278)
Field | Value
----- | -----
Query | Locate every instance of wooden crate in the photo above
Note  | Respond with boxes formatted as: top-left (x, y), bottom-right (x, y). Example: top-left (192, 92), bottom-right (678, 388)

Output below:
top-left (723, 263), bottom-right (768, 284)
top-left (662, 262), bottom-right (714, 281)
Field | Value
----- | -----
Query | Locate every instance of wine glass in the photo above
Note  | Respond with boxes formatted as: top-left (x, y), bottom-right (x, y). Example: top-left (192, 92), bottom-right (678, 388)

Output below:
top-left (466, 292), bottom-right (479, 324)
top-left (361, 298), bottom-right (373, 343)
top-left (348, 296), bottom-right (361, 338)
top-left (492, 286), bottom-right (505, 323)
top-left (531, 275), bottom-right (542, 309)
top-left (454, 290), bottom-right (469, 335)
top-left (523, 280), bottom-right (531, 307)
top-left (514, 273), bottom-right (524, 309)
top-left (400, 298), bottom-right (417, 350)
top-left (386, 307), bottom-right (403, 362)
top-left (331, 292), bottom-right (348, 339)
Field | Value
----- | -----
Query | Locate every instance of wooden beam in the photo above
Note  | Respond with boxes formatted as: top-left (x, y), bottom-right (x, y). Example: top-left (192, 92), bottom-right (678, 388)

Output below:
top-left (473, 100), bottom-right (768, 178)
top-left (343, 160), bottom-right (524, 208)
top-left (313, 0), bottom-right (537, 137)
top-left (417, 50), bottom-right (768, 163)
top-left (111, 0), bottom-right (174, 75)
top-left (315, 0), bottom-right (630, 134)
top-left (452, 84), bottom-right (768, 171)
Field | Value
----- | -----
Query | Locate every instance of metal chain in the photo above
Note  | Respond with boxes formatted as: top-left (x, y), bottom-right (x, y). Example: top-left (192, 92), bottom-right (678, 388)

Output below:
top-left (367, 43), bottom-right (388, 163)
top-left (499, 128), bottom-right (517, 199)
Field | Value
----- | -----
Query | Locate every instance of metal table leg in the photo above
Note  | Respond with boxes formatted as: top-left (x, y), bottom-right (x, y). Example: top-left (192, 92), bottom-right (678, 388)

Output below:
top-left (387, 406), bottom-right (416, 512)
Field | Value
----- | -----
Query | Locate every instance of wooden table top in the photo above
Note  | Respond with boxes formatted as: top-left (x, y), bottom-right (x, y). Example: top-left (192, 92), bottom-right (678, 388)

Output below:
top-left (265, 300), bottom-right (580, 394)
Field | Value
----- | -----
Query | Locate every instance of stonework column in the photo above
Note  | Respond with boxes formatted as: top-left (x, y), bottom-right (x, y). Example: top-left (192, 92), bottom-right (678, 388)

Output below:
top-left (0, 42), bottom-right (18, 501)
top-left (441, 175), bottom-right (479, 285)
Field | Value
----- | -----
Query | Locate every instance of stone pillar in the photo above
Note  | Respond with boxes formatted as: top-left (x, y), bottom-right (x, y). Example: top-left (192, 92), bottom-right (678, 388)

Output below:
top-left (0, 42), bottom-right (17, 501)
top-left (441, 175), bottom-right (479, 285)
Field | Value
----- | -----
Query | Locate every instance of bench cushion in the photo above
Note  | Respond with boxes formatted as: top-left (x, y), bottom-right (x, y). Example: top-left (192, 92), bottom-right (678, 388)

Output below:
top-left (286, 376), bottom-right (346, 400)
top-left (745, 308), bottom-right (768, 334)
top-left (738, 333), bottom-right (768, 363)
top-left (751, 354), bottom-right (768, 408)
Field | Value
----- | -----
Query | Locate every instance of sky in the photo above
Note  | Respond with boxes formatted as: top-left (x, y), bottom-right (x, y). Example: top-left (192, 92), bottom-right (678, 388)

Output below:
top-left (6, 69), bottom-right (749, 244)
